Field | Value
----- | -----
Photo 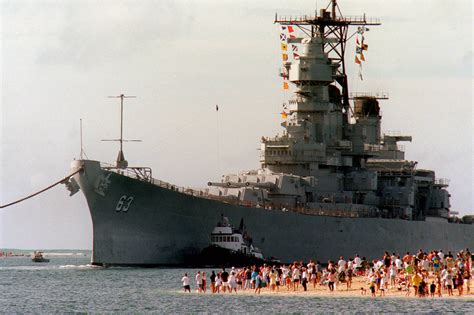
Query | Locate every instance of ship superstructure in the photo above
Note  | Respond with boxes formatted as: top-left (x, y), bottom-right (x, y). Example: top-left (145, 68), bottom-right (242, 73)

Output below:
top-left (67, 1), bottom-right (472, 266)
top-left (207, 3), bottom-right (449, 222)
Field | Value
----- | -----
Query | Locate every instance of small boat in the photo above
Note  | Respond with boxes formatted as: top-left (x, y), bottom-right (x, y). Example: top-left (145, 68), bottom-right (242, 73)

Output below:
top-left (199, 215), bottom-right (269, 267)
top-left (31, 251), bottom-right (50, 263)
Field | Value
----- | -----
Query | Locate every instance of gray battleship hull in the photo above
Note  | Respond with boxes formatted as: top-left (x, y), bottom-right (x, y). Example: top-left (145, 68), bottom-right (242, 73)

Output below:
top-left (72, 160), bottom-right (473, 266)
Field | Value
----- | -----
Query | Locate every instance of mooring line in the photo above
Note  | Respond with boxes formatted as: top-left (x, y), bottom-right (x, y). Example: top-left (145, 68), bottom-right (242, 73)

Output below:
top-left (0, 168), bottom-right (83, 209)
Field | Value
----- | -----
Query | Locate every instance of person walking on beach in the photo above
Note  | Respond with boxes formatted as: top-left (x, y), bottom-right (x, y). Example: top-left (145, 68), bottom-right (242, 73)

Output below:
top-left (282, 265), bottom-right (291, 290)
top-left (210, 271), bottom-right (216, 293)
top-left (292, 265), bottom-right (300, 291)
top-left (269, 268), bottom-right (277, 292)
top-left (215, 272), bottom-right (223, 293)
top-left (456, 270), bottom-right (463, 296)
top-left (446, 270), bottom-right (454, 296)
top-left (411, 272), bottom-right (422, 297)
top-left (181, 273), bottom-right (191, 293)
top-left (429, 281), bottom-right (436, 297)
top-left (255, 271), bottom-right (262, 294)
top-left (202, 271), bottom-right (207, 293)
top-left (389, 262), bottom-right (397, 288)
top-left (436, 276), bottom-right (442, 297)
top-left (441, 266), bottom-right (448, 289)
top-left (195, 271), bottom-right (203, 293)
top-left (328, 269), bottom-right (336, 292)
top-left (221, 268), bottom-right (229, 292)
top-left (463, 269), bottom-right (471, 294)
top-left (244, 267), bottom-right (252, 290)
top-left (301, 267), bottom-right (308, 291)
top-left (228, 272), bottom-right (238, 294)
top-left (345, 267), bottom-right (353, 290)
top-left (369, 274), bottom-right (376, 297)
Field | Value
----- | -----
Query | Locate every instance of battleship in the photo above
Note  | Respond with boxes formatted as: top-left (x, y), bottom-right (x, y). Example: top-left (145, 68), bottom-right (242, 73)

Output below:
top-left (66, 1), bottom-right (473, 266)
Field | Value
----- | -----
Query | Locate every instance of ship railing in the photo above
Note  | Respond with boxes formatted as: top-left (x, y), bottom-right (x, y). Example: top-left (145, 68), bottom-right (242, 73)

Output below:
top-left (329, 140), bottom-right (352, 150)
top-left (363, 144), bottom-right (381, 152)
top-left (349, 92), bottom-right (389, 99)
top-left (101, 163), bottom-right (153, 182)
top-left (275, 15), bottom-right (380, 25)
top-left (337, 16), bottom-right (381, 24)
top-left (397, 144), bottom-right (405, 152)
top-left (151, 178), bottom-right (212, 197)
top-left (262, 136), bottom-right (289, 143)
top-left (434, 178), bottom-right (450, 187)
top-left (148, 176), bottom-right (415, 220)
top-left (384, 131), bottom-right (401, 137)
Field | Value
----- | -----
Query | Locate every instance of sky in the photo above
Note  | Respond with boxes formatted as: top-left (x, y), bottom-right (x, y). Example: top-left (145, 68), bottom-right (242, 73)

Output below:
top-left (1, 0), bottom-right (472, 249)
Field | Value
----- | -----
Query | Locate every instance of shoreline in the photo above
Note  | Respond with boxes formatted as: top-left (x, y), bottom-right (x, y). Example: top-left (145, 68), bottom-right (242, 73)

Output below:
top-left (178, 274), bottom-right (473, 300)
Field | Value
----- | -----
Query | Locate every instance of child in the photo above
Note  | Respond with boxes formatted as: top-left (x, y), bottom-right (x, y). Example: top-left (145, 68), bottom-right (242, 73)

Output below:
top-left (255, 272), bottom-right (262, 294)
top-left (369, 280), bottom-right (376, 297)
top-left (429, 281), bottom-right (436, 297)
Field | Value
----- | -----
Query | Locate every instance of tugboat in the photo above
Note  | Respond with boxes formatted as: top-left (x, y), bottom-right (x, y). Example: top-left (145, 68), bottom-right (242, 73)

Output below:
top-left (199, 215), bottom-right (266, 267)
top-left (31, 251), bottom-right (50, 263)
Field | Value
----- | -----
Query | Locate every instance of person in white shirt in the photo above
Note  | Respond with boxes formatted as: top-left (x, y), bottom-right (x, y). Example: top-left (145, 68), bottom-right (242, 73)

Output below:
top-left (438, 250), bottom-right (445, 264)
top-left (338, 256), bottom-right (346, 272)
top-left (196, 271), bottom-right (203, 293)
top-left (181, 273), bottom-right (191, 292)
top-left (347, 259), bottom-right (353, 272)
top-left (395, 256), bottom-right (403, 271)
top-left (441, 266), bottom-right (448, 288)
top-left (389, 263), bottom-right (397, 287)
top-left (228, 272), bottom-right (238, 293)
top-left (354, 255), bottom-right (361, 271)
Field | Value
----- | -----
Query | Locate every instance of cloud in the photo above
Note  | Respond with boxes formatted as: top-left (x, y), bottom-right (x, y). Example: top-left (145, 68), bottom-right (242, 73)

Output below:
top-left (3, 0), bottom-right (195, 67)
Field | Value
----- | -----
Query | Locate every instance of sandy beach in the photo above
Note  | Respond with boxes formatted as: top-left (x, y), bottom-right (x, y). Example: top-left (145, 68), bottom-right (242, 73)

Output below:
top-left (186, 274), bottom-right (473, 300)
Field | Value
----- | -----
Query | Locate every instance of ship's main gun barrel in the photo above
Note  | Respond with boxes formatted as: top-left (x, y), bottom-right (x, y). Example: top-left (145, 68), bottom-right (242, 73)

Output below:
top-left (207, 181), bottom-right (247, 188)
top-left (207, 181), bottom-right (277, 190)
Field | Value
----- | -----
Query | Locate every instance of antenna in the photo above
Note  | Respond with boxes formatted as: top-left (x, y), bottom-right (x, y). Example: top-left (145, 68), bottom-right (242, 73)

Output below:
top-left (102, 94), bottom-right (141, 169)
top-left (80, 118), bottom-right (84, 159)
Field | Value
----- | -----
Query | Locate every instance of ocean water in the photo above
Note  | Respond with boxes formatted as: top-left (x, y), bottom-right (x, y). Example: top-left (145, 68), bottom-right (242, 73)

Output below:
top-left (0, 253), bottom-right (473, 313)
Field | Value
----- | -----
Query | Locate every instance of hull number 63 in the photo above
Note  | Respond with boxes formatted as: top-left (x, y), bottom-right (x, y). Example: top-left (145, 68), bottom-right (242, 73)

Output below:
top-left (115, 195), bottom-right (134, 212)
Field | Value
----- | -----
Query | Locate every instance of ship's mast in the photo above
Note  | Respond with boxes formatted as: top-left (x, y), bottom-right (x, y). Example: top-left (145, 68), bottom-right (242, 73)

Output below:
top-left (103, 94), bottom-right (140, 169)
top-left (275, 0), bottom-right (380, 126)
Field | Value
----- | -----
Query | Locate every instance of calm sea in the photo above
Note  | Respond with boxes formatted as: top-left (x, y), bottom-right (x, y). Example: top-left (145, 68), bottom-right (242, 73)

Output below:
top-left (0, 252), bottom-right (473, 313)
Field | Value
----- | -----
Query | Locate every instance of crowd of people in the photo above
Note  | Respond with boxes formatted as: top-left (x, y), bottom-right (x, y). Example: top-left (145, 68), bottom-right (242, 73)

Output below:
top-left (180, 248), bottom-right (473, 298)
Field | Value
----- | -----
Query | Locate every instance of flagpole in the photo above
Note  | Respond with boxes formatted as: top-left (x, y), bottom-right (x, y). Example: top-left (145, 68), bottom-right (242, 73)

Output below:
top-left (215, 104), bottom-right (221, 175)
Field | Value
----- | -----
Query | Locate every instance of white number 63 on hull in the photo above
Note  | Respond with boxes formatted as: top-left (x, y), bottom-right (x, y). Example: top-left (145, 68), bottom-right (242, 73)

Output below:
top-left (115, 195), bottom-right (134, 212)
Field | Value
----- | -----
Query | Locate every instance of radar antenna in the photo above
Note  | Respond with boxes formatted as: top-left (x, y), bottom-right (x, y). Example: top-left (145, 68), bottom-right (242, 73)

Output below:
top-left (102, 94), bottom-right (141, 169)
